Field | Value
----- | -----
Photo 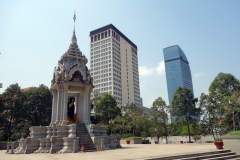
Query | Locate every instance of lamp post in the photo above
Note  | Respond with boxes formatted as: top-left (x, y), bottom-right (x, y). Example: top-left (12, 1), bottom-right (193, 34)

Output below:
top-left (154, 128), bottom-right (158, 144)
top-left (109, 119), bottom-right (114, 135)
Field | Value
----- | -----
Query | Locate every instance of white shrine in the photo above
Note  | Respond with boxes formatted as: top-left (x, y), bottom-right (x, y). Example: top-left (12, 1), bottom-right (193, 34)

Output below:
top-left (6, 12), bottom-right (121, 155)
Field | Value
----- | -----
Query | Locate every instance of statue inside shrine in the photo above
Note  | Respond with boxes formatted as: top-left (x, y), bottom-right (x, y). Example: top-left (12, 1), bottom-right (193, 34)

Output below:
top-left (67, 97), bottom-right (80, 123)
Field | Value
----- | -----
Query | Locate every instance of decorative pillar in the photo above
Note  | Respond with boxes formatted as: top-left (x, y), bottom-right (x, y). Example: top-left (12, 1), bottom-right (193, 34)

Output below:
top-left (59, 86), bottom-right (64, 124)
top-left (61, 84), bottom-right (68, 125)
top-left (85, 87), bottom-right (91, 124)
top-left (55, 85), bottom-right (63, 125)
top-left (74, 94), bottom-right (78, 114)
top-left (50, 89), bottom-right (57, 125)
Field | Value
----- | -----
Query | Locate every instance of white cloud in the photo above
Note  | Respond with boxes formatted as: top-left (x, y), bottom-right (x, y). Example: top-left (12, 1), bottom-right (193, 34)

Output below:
top-left (139, 61), bottom-right (165, 76)
top-left (194, 72), bottom-right (205, 77)
top-left (140, 81), bottom-right (147, 88)
top-left (139, 66), bottom-right (155, 75)
top-left (155, 61), bottom-right (165, 75)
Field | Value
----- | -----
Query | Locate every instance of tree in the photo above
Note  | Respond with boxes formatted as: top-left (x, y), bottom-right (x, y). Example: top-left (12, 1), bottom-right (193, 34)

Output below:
top-left (121, 103), bottom-right (143, 136)
top-left (24, 84), bottom-right (52, 127)
top-left (171, 87), bottom-right (198, 142)
top-left (112, 116), bottom-right (130, 134)
top-left (208, 73), bottom-right (240, 131)
top-left (1, 83), bottom-right (25, 141)
top-left (198, 93), bottom-right (218, 139)
top-left (150, 97), bottom-right (169, 143)
top-left (137, 114), bottom-right (152, 136)
top-left (90, 92), bottom-right (103, 108)
top-left (168, 122), bottom-right (182, 136)
top-left (90, 92), bottom-right (104, 124)
top-left (0, 84), bottom-right (52, 141)
top-left (222, 91), bottom-right (240, 131)
top-left (95, 94), bottom-right (121, 125)
top-left (0, 94), bottom-right (5, 140)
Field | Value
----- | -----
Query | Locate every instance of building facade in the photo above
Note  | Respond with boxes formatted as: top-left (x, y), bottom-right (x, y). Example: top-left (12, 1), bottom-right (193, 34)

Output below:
top-left (89, 24), bottom-right (141, 106)
top-left (163, 45), bottom-right (194, 120)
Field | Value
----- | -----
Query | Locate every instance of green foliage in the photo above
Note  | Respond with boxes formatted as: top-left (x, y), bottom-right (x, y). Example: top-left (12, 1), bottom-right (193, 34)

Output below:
top-left (121, 133), bottom-right (133, 138)
top-left (112, 116), bottom-right (129, 134)
top-left (0, 83), bottom-right (25, 141)
top-left (24, 84), bottom-right (52, 126)
top-left (198, 92), bottom-right (217, 138)
top-left (150, 97), bottom-right (169, 139)
top-left (192, 135), bottom-right (201, 140)
top-left (227, 130), bottom-right (240, 136)
top-left (209, 73), bottom-right (240, 100)
top-left (208, 72), bottom-right (240, 132)
top-left (0, 84), bottom-right (52, 141)
top-left (179, 124), bottom-right (204, 136)
top-left (167, 122), bottom-right (181, 136)
top-left (136, 114), bottom-right (152, 136)
top-left (90, 92), bottom-right (103, 107)
top-left (120, 103), bottom-right (143, 136)
top-left (171, 87), bottom-right (198, 142)
top-left (95, 94), bottom-right (121, 126)
top-left (214, 137), bottom-right (223, 142)
top-left (171, 87), bottom-right (198, 120)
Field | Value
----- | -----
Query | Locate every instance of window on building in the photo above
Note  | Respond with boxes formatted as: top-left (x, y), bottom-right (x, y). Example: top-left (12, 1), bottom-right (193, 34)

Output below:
top-left (101, 33), bottom-right (104, 39)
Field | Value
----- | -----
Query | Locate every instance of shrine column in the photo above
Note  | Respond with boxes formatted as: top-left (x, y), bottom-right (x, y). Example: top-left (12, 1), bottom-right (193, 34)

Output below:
top-left (55, 85), bottom-right (63, 125)
top-left (61, 84), bottom-right (69, 125)
top-left (74, 94), bottom-right (79, 114)
top-left (84, 87), bottom-right (91, 124)
top-left (78, 93), bottom-right (84, 123)
top-left (50, 89), bottom-right (57, 125)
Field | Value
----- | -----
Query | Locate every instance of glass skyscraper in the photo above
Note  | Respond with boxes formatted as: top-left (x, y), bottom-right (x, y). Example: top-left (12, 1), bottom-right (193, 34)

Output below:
top-left (163, 45), bottom-right (194, 120)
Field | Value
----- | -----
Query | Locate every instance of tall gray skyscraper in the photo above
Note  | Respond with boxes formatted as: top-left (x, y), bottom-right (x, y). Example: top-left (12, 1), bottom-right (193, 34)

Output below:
top-left (163, 45), bottom-right (194, 121)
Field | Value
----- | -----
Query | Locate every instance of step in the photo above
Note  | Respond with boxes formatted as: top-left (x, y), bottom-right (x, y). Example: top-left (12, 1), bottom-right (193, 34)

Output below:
top-left (145, 150), bottom-right (232, 160)
top-left (76, 123), bottom-right (97, 152)
top-left (178, 152), bottom-right (236, 160)
top-left (205, 154), bottom-right (240, 160)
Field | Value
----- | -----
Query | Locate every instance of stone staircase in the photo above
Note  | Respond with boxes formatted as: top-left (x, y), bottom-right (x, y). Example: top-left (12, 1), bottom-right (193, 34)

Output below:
top-left (145, 150), bottom-right (240, 160)
top-left (76, 123), bottom-right (97, 152)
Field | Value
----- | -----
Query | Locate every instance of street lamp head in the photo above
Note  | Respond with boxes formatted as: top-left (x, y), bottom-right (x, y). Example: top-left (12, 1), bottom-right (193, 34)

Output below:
top-left (109, 119), bottom-right (114, 124)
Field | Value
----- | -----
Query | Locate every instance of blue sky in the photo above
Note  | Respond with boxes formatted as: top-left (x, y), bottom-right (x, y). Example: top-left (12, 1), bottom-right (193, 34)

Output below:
top-left (1, 0), bottom-right (240, 107)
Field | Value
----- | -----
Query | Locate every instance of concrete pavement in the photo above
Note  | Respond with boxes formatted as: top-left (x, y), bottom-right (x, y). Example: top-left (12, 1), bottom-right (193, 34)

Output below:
top-left (0, 143), bottom-right (218, 160)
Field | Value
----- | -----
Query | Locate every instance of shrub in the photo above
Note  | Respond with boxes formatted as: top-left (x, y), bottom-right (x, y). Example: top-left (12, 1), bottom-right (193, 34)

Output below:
top-left (121, 133), bottom-right (133, 138)
top-left (192, 135), bottom-right (201, 141)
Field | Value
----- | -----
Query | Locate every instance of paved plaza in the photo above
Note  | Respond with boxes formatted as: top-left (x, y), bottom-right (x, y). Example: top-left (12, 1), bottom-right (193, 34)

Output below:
top-left (0, 143), bottom-right (218, 160)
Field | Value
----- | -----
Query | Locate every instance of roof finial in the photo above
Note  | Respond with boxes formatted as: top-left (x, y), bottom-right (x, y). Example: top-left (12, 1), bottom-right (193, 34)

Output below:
top-left (71, 10), bottom-right (77, 44)
top-left (73, 10), bottom-right (76, 28)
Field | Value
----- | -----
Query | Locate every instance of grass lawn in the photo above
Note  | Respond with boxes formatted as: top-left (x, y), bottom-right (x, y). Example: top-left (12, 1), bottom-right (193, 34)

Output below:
top-left (227, 130), bottom-right (240, 136)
